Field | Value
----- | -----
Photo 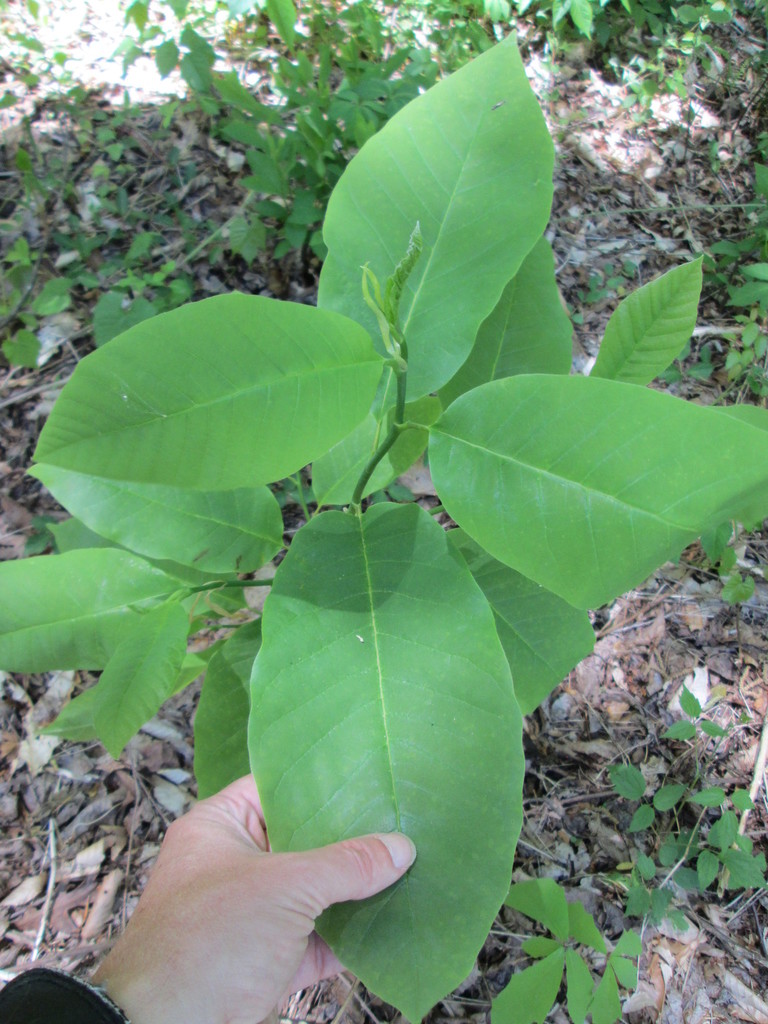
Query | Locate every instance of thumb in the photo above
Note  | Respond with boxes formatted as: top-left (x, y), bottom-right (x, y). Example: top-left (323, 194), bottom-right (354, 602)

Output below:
top-left (291, 833), bottom-right (416, 913)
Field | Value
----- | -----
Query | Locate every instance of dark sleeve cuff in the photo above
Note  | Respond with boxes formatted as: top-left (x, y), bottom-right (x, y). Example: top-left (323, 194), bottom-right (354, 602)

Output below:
top-left (0, 966), bottom-right (130, 1024)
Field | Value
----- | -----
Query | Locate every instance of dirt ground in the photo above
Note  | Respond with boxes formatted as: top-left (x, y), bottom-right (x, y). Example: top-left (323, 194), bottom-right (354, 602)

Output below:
top-left (1, 5), bottom-right (767, 1022)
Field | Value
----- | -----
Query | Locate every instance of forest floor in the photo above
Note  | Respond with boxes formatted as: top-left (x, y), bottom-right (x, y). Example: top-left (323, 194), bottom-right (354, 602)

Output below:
top-left (1, 5), bottom-right (768, 1023)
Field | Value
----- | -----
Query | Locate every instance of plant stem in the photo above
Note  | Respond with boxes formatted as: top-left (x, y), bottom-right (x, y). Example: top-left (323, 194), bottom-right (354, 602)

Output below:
top-left (292, 472), bottom-right (311, 523)
top-left (350, 340), bottom-right (413, 508)
top-left (351, 421), bottom-right (402, 507)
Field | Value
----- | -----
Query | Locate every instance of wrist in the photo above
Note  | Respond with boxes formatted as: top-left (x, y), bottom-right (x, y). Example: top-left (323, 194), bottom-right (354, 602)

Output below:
top-left (92, 951), bottom-right (181, 1024)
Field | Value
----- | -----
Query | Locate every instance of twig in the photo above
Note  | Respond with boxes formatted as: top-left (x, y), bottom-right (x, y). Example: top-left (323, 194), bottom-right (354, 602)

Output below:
top-left (739, 703), bottom-right (768, 836)
top-left (30, 820), bottom-right (57, 962)
top-left (0, 373), bottom-right (71, 411)
top-left (692, 325), bottom-right (753, 338)
top-left (329, 977), bottom-right (359, 1024)
top-left (718, 703), bottom-right (768, 894)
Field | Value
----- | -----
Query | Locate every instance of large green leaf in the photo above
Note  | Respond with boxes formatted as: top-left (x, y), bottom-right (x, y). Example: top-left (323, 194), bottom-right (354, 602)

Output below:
top-left (195, 619), bottom-right (260, 798)
top-left (249, 503), bottom-right (522, 1019)
top-left (93, 602), bottom-right (190, 757)
top-left (591, 258), bottom-right (703, 385)
top-left (439, 238), bottom-right (572, 408)
top-left (33, 465), bottom-right (283, 575)
top-left (429, 375), bottom-right (768, 609)
top-left (450, 530), bottom-right (594, 714)
top-left (318, 38), bottom-right (554, 400)
top-left (0, 549), bottom-right (180, 671)
top-left (312, 394), bottom-right (440, 507)
top-left (34, 294), bottom-right (383, 490)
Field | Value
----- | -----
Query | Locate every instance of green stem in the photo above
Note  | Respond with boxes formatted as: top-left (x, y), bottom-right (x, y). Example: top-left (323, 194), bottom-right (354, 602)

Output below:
top-left (351, 346), bottom-right (413, 508)
top-left (292, 473), bottom-right (311, 523)
top-left (394, 340), bottom-right (408, 423)
top-left (351, 422), bottom-right (402, 507)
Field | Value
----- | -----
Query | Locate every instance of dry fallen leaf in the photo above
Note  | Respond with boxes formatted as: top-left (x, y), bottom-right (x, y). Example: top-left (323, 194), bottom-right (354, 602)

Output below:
top-left (1, 873), bottom-right (46, 908)
top-left (81, 868), bottom-right (124, 941)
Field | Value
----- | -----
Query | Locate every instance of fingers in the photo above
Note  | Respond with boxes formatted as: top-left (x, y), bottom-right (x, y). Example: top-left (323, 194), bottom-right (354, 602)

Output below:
top-left (290, 833), bottom-right (417, 913)
top-left (289, 934), bottom-right (345, 994)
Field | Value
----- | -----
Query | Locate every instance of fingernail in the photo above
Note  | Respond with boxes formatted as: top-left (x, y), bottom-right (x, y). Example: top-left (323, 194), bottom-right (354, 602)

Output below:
top-left (379, 832), bottom-right (417, 870)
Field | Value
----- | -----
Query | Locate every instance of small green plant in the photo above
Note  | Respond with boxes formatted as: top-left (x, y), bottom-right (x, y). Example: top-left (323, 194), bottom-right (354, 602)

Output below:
top-left (3, 39), bottom-right (768, 1018)
top-left (494, 878), bottom-right (640, 1024)
top-left (609, 686), bottom-right (765, 928)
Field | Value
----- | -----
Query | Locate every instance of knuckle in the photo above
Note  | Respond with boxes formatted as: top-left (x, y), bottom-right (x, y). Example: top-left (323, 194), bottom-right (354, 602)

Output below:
top-left (342, 838), bottom-right (381, 888)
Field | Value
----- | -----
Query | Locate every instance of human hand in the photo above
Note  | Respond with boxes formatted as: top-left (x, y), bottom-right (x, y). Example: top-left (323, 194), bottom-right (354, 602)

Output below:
top-left (93, 775), bottom-right (416, 1024)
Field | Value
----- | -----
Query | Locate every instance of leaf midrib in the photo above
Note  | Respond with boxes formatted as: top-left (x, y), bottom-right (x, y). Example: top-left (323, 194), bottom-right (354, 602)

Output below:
top-left (356, 512), bottom-right (421, 1002)
top-left (357, 514), bottom-right (402, 833)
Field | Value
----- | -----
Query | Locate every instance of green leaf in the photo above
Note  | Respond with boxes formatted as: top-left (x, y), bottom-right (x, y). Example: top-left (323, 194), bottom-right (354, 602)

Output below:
top-left (155, 39), bottom-right (179, 77)
top-left (728, 281), bottom-right (768, 307)
top-left (41, 685), bottom-right (100, 742)
top-left (588, 964), bottom-right (621, 1024)
top-left (32, 278), bottom-right (71, 315)
top-left (629, 804), bottom-right (655, 832)
top-left (732, 789), bottom-right (755, 812)
top-left (318, 39), bottom-right (554, 400)
top-left (195, 620), bottom-right (260, 798)
top-left (266, 0), bottom-right (296, 48)
top-left (697, 849), bottom-right (720, 890)
top-left (625, 883), bottom-right (651, 917)
top-left (429, 375), bottom-right (768, 609)
top-left (93, 602), bottom-right (189, 757)
top-left (214, 72), bottom-right (269, 118)
top-left (720, 848), bottom-right (767, 889)
top-left (449, 530), bottom-right (594, 715)
top-left (33, 465), bottom-right (283, 575)
top-left (721, 573), bottom-right (755, 604)
top-left (679, 684), bottom-right (702, 718)
top-left (609, 763), bottom-right (646, 801)
top-left (34, 294), bottom-right (383, 491)
top-left (249, 503), bottom-right (522, 1020)
top-left (636, 853), bottom-right (656, 880)
top-left (700, 520), bottom-right (734, 563)
top-left (505, 879), bottom-right (569, 941)
top-left (522, 936), bottom-right (563, 959)
top-left (663, 720), bottom-right (697, 740)
top-left (438, 238), bottom-right (572, 409)
top-left (492, 949), bottom-right (565, 1024)
top-left (742, 263), bottom-right (768, 281)
top-left (570, 0), bottom-right (594, 36)
top-left (2, 329), bottom-right (40, 368)
top-left (228, 215), bottom-right (266, 263)
top-left (653, 784), bottom-right (687, 811)
top-left (0, 549), bottom-right (180, 671)
top-left (689, 787), bottom-right (726, 808)
top-left (244, 148), bottom-right (284, 193)
top-left (51, 518), bottom-right (115, 553)
top-left (699, 719), bottom-right (728, 738)
top-left (612, 930), bottom-right (642, 958)
top-left (93, 291), bottom-right (158, 347)
top-left (565, 948), bottom-right (593, 1024)
top-left (755, 164), bottom-right (768, 200)
top-left (608, 954), bottom-right (637, 989)
top-left (567, 901), bottom-right (606, 952)
top-left (179, 26), bottom-right (214, 92)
